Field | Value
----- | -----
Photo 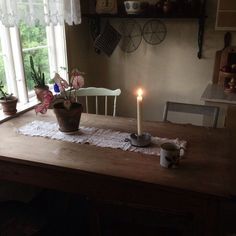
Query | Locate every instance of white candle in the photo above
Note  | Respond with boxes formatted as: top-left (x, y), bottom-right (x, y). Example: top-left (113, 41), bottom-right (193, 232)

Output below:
top-left (137, 88), bottom-right (143, 136)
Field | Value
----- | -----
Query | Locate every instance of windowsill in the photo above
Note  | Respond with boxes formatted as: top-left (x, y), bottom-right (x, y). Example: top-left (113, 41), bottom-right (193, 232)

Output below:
top-left (0, 98), bottom-right (39, 124)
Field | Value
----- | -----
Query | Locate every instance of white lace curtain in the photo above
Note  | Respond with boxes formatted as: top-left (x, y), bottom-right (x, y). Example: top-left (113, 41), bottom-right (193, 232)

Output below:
top-left (0, 0), bottom-right (81, 27)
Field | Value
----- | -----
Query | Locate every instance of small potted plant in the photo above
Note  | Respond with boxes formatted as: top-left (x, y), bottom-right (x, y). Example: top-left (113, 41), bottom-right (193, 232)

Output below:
top-left (30, 55), bottom-right (49, 101)
top-left (35, 69), bottom-right (85, 133)
top-left (0, 80), bottom-right (18, 115)
top-left (52, 70), bottom-right (85, 133)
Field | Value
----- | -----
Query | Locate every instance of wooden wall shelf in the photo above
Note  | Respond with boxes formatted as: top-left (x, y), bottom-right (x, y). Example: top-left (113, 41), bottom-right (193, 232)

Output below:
top-left (216, 0), bottom-right (236, 30)
top-left (82, 0), bottom-right (206, 59)
top-left (83, 13), bottom-right (203, 19)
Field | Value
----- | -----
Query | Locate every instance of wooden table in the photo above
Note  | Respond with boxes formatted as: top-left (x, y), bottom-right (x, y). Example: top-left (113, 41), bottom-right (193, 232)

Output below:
top-left (0, 110), bottom-right (235, 235)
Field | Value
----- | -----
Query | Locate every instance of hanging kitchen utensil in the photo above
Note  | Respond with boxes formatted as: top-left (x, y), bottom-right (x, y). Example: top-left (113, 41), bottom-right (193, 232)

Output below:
top-left (142, 19), bottom-right (167, 45)
top-left (118, 19), bottom-right (142, 53)
top-left (94, 22), bottom-right (121, 56)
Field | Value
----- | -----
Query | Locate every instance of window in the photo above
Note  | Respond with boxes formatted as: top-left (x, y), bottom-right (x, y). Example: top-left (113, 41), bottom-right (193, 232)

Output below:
top-left (0, 21), bottom-right (68, 113)
top-left (0, 42), bottom-right (7, 88)
top-left (20, 22), bottom-right (50, 92)
top-left (0, 0), bottom-right (81, 120)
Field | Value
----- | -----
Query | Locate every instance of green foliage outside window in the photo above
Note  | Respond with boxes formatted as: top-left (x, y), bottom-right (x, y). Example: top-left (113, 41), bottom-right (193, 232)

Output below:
top-left (23, 48), bottom-right (49, 91)
top-left (20, 22), bottom-right (50, 91)
top-left (0, 42), bottom-right (7, 89)
top-left (0, 57), bottom-right (6, 88)
top-left (0, 22), bottom-right (50, 94)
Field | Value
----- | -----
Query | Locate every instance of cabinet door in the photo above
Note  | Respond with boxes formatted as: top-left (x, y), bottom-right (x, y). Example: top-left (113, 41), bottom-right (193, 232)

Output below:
top-left (216, 0), bottom-right (236, 30)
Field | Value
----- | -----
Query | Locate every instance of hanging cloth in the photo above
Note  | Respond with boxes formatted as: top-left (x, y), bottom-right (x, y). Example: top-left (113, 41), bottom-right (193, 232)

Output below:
top-left (0, 0), bottom-right (81, 27)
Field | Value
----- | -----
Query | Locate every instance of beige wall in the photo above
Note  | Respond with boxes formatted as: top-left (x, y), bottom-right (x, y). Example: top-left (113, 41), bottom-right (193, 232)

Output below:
top-left (65, 21), bottom-right (90, 76)
top-left (66, 0), bottom-right (236, 123)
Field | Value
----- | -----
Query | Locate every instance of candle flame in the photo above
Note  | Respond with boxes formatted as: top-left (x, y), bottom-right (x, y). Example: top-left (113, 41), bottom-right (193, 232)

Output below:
top-left (137, 88), bottom-right (143, 97)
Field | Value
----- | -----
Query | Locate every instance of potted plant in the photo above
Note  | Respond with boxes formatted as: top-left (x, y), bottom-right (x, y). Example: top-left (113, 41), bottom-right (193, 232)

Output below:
top-left (30, 55), bottom-right (49, 102)
top-left (35, 69), bottom-right (85, 133)
top-left (0, 81), bottom-right (18, 115)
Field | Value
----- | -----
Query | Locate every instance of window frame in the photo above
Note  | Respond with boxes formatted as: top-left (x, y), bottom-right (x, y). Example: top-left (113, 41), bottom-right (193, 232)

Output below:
top-left (0, 22), bottom-right (68, 119)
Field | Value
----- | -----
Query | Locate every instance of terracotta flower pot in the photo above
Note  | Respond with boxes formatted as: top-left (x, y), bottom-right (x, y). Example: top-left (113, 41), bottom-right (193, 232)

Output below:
top-left (53, 102), bottom-right (83, 133)
top-left (34, 85), bottom-right (49, 102)
top-left (0, 96), bottom-right (18, 115)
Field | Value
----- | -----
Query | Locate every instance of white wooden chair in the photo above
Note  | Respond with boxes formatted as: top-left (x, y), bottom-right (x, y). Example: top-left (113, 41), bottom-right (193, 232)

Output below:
top-left (76, 87), bottom-right (121, 116)
top-left (163, 101), bottom-right (220, 128)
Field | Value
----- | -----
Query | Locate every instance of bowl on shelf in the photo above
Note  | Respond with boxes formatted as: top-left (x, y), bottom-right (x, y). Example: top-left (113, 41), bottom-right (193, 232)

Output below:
top-left (124, 1), bottom-right (142, 14)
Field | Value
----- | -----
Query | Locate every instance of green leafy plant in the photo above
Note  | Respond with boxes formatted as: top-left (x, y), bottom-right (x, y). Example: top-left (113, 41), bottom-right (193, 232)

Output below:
top-left (0, 80), bottom-right (13, 101)
top-left (30, 55), bottom-right (46, 88)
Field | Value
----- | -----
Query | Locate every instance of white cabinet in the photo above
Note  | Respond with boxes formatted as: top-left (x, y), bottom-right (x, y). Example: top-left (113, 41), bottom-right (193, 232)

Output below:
top-left (201, 83), bottom-right (236, 127)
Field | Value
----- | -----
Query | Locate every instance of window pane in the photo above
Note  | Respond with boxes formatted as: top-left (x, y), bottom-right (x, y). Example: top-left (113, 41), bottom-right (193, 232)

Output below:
top-left (0, 38), bottom-right (7, 93)
top-left (0, 56), bottom-right (6, 86)
top-left (20, 22), bottom-right (47, 48)
top-left (23, 49), bottom-right (50, 91)
top-left (20, 22), bottom-right (50, 92)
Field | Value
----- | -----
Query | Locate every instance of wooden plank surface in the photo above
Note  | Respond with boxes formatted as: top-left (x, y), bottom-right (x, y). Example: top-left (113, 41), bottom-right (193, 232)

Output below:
top-left (218, 0), bottom-right (236, 11)
top-left (0, 110), bottom-right (234, 199)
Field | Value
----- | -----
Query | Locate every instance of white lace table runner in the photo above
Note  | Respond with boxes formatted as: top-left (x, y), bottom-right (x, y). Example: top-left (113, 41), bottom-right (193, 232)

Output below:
top-left (17, 121), bottom-right (187, 157)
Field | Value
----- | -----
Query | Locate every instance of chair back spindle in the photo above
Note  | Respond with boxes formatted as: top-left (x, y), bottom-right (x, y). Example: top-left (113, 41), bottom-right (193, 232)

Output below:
top-left (76, 87), bottom-right (121, 116)
top-left (85, 96), bottom-right (89, 113)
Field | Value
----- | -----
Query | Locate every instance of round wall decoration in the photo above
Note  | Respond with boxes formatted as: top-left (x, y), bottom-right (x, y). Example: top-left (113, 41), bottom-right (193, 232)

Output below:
top-left (142, 19), bottom-right (167, 45)
top-left (118, 20), bottom-right (142, 53)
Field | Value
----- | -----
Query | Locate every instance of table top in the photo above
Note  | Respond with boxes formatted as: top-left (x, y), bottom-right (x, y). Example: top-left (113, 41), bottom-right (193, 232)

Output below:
top-left (201, 83), bottom-right (236, 104)
top-left (0, 110), bottom-right (234, 199)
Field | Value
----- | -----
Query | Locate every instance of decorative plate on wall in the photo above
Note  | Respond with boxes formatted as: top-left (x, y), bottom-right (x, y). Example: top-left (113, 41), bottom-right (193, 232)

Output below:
top-left (118, 20), bottom-right (142, 53)
top-left (142, 19), bottom-right (167, 45)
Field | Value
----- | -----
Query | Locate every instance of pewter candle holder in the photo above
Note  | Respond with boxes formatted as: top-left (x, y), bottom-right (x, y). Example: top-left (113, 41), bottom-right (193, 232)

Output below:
top-left (129, 133), bottom-right (151, 147)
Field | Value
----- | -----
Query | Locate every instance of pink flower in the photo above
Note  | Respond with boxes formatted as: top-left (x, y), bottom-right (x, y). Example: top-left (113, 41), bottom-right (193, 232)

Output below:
top-left (53, 73), bottom-right (69, 92)
top-left (72, 75), bottom-right (84, 89)
top-left (70, 69), bottom-right (85, 90)
top-left (35, 90), bottom-right (54, 114)
top-left (35, 70), bottom-right (85, 115)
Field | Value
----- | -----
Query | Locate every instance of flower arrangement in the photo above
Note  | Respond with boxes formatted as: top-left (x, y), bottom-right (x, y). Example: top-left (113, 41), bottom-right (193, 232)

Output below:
top-left (35, 69), bottom-right (85, 114)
